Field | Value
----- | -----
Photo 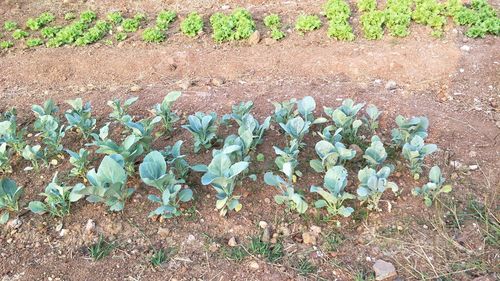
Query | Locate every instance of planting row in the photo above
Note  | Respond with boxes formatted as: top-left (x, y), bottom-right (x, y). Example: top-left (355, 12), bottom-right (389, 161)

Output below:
top-left (0, 0), bottom-right (498, 49)
top-left (0, 93), bottom-right (452, 224)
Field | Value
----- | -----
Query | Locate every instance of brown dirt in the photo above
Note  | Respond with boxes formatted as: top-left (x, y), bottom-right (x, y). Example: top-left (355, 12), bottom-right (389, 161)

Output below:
top-left (1, 0), bottom-right (499, 280)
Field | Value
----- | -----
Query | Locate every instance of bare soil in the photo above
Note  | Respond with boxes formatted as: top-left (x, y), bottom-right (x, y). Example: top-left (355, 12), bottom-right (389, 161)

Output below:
top-left (0, 1), bottom-right (499, 280)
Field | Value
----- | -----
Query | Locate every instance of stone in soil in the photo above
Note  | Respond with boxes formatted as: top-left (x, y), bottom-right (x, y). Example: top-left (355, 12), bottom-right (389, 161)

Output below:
top-left (373, 259), bottom-right (397, 280)
top-left (248, 30), bottom-right (261, 45)
top-left (302, 232), bottom-right (317, 245)
top-left (228, 237), bottom-right (237, 247)
top-left (385, 80), bottom-right (397, 90)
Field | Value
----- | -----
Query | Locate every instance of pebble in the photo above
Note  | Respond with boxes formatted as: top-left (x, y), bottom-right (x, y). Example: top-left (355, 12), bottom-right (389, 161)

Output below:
top-left (186, 234), bottom-right (196, 243)
top-left (248, 30), bottom-right (261, 45)
top-left (373, 259), bottom-right (397, 280)
top-left (211, 78), bottom-right (224, 87)
top-left (7, 218), bottom-right (22, 229)
top-left (460, 45), bottom-right (471, 52)
top-left (302, 232), bottom-right (317, 245)
top-left (278, 226), bottom-right (291, 236)
top-left (130, 85), bottom-right (142, 92)
top-left (228, 237), bottom-right (237, 247)
top-left (258, 221), bottom-right (268, 229)
top-left (157, 227), bottom-right (170, 238)
top-left (261, 226), bottom-right (272, 243)
top-left (248, 261), bottom-right (260, 270)
top-left (264, 198), bottom-right (271, 204)
top-left (385, 80), bottom-right (397, 91)
top-left (176, 79), bottom-right (192, 90)
top-left (469, 165), bottom-right (479, 171)
top-left (310, 225), bottom-right (322, 234)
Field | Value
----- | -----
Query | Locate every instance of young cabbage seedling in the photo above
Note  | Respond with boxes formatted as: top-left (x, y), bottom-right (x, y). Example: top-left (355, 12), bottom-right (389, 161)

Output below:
top-left (297, 96), bottom-right (328, 124)
top-left (200, 151), bottom-right (249, 216)
top-left (0, 110), bottom-right (26, 154)
top-left (107, 97), bottom-right (138, 124)
top-left (324, 99), bottom-right (364, 142)
top-left (362, 104), bottom-right (381, 132)
top-left (152, 91), bottom-right (182, 135)
top-left (161, 140), bottom-right (192, 180)
top-left (64, 98), bottom-right (96, 139)
top-left (125, 116), bottom-right (162, 151)
top-left (21, 144), bottom-right (43, 172)
top-left (139, 151), bottom-right (193, 218)
top-left (412, 166), bottom-right (452, 207)
top-left (310, 140), bottom-right (356, 173)
top-left (76, 155), bottom-right (134, 212)
top-left (222, 101), bottom-right (254, 124)
top-left (310, 165), bottom-right (355, 217)
top-left (182, 112), bottom-right (218, 153)
top-left (391, 115), bottom-right (429, 147)
top-left (279, 116), bottom-right (311, 146)
top-left (274, 139), bottom-right (301, 178)
top-left (402, 135), bottom-right (437, 180)
top-left (264, 162), bottom-right (308, 214)
top-left (65, 148), bottom-right (91, 179)
top-left (363, 135), bottom-right (387, 168)
top-left (357, 166), bottom-right (398, 211)
top-left (28, 173), bottom-right (85, 217)
top-left (0, 143), bottom-right (12, 174)
top-left (273, 98), bottom-right (297, 125)
top-left (0, 178), bottom-right (22, 224)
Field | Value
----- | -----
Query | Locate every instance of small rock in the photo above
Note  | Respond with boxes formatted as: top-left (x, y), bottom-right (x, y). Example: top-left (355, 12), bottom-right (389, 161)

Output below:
top-left (157, 227), bottom-right (170, 238)
top-left (261, 226), bottom-right (272, 243)
top-left (186, 234), bottom-right (196, 243)
top-left (460, 45), bottom-right (471, 52)
top-left (310, 225), bottom-right (322, 234)
top-left (469, 151), bottom-right (477, 158)
top-left (264, 198), bottom-right (271, 204)
top-left (208, 242), bottom-right (219, 252)
top-left (450, 160), bottom-right (463, 169)
top-left (211, 77), bottom-right (224, 87)
top-left (84, 219), bottom-right (95, 235)
top-left (264, 38), bottom-right (276, 46)
top-left (385, 80), bottom-right (397, 91)
top-left (176, 79), bottom-right (192, 90)
top-left (50, 159), bottom-right (58, 166)
top-left (373, 259), bottom-right (397, 280)
top-left (302, 232), bottom-right (317, 245)
top-left (248, 30), bottom-right (261, 45)
top-left (278, 226), bottom-right (291, 236)
top-left (259, 221), bottom-right (268, 229)
top-left (248, 261), bottom-right (260, 270)
top-left (221, 5), bottom-right (230, 10)
top-left (130, 85), bottom-right (142, 92)
top-left (228, 237), bottom-right (237, 247)
top-left (59, 229), bottom-right (69, 237)
top-left (7, 218), bottom-right (22, 229)
top-left (469, 165), bottom-right (479, 171)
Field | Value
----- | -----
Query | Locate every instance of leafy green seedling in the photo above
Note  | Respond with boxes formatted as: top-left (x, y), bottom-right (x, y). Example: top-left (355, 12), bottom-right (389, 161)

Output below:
top-left (1, 41), bottom-right (14, 49)
top-left (161, 140), bottom-right (192, 180)
top-left (273, 98), bottom-right (297, 124)
top-left (142, 27), bottom-right (165, 43)
top-left (12, 29), bottom-right (29, 40)
top-left (412, 166), bottom-right (452, 206)
top-left (310, 140), bottom-right (356, 173)
top-left (210, 8), bottom-right (256, 42)
top-left (324, 99), bottom-right (364, 142)
top-left (156, 10), bottom-right (177, 30)
top-left (357, 166), bottom-right (398, 211)
top-left (139, 151), bottom-right (193, 219)
top-left (279, 116), bottom-right (311, 145)
top-left (391, 115), bottom-right (429, 147)
top-left (402, 135), bottom-right (437, 180)
top-left (181, 12), bottom-right (204, 37)
top-left (0, 178), bottom-right (22, 224)
top-left (88, 235), bottom-right (116, 261)
top-left (310, 166), bottom-right (355, 217)
top-left (26, 12), bottom-right (55, 30)
top-left (75, 20), bottom-right (111, 46)
top-left (264, 14), bottom-right (285, 40)
top-left (152, 91), bottom-right (181, 134)
top-left (64, 12), bottom-right (76, 21)
top-left (182, 112), bottom-right (218, 153)
top-left (264, 165), bottom-right (308, 214)
top-left (363, 135), bottom-right (387, 168)
top-left (107, 97), bottom-right (138, 124)
top-left (107, 11), bottom-right (123, 25)
top-left (362, 104), bottom-right (381, 132)
top-left (0, 143), bottom-right (12, 173)
top-left (21, 145), bottom-right (43, 172)
top-left (324, 0), bottom-right (355, 41)
top-left (295, 14), bottom-right (322, 34)
top-left (200, 151), bottom-right (249, 216)
top-left (65, 98), bottom-right (96, 139)
top-left (28, 173), bottom-right (85, 217)
top-left (4, 21), bottom-right (18, 31)
top-left (125, 116), bottom-right (161, 150)
top-left (0, 111), bottom-right (26, 154)
top-left (65, 148), bottom-right (91, 179)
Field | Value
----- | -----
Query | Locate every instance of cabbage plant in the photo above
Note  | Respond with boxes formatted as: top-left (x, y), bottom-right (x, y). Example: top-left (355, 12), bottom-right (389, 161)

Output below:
top-left (0, 110), bottom-right (26, 154)
top-left (64, 98), bottom-right (96, 139)
top-left (362, 104), bottom-right (381, 132)
top-left (222, 101), bottom-right (254, 124)
top-left (125, 116), bottom-right (161, 150)
top-left (363, 135), bottom-right (387, 168)
top-left (235, 114), bottom-right (271, 151)
top-left (0, 178), bottom-right (22, 224)
top-left (139, 151), bottom-right (193, 218)
top-left (274, 139), bottom-right (301, 178)
top-left (310, 166), bottom-right (355, 217)
top-left (77, 155), bottom-right (134, 212)
top-left (264, 162), bottom-right (308, 214)
top-left (152, 91), bottom-right (181, 134)
top-left (318, 126), bottom-right (343, 143)
top-left (357, 166), bottom-right (398, 211)
top-left (32, 99), bottom-right (59, 131)
top-left (161, 140), bottom-right (191, 180)
top-left (28, 174), bottom-right (85, 217)
top-left (182, 112), bottom-right (218, 153)
top-left (34, 115), bottom-right (66, 157)
top-left (412, 165), bottom-right (452, 207)
top-left (0, 143), bottom-right (12, 173)
top-left (22, 144), bottom-right (43, 172)
top-left (324, 99), bottom-right (364, 140)
top-left (200, 151), bottom-right (249, 216)
top-left (273, 98), bottom-right (297, 124)
top-left (391, 115), bottom-right (429, 146)
top-left (297, 96), bottom-right (328, 124)
top-left (280, 116), bottom-right (311, 145)
top-left (107, 97), bottom-right (138, 124)
top-left (402, 135), bottom-right (437, 180)
top-left (65, 148), bottom-right (91, 178)
top-left (310, 140), bottom-right (356, 173)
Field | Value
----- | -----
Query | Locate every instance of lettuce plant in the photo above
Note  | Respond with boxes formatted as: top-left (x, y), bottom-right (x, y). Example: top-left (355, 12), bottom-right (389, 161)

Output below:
top-left (156, 10), bottom-right (177, 30)
top-left (90, 126), bottom-right (144, 175)
top-left (360, 10), bottom-right (386, 40)
top-left (412, 0), bottom-right (446, 37)
top-left (65, 98), bottom-right (96, 139)
top-left (362, 104), bottom-right (381, 132)
top-left (77, 155), bottom-right (134, 212)
top-left (0, 41), bottom-right (14, 49)
top-left (210, 8), bottom-right (256, 42)
top-left (28, 174), bottom-right (85, 217)
top-left (385, 0), bottom-right (413, 37)
top-left (391, 115), bottom-right (429, 147)
top-left (12, 29), bottom-right (29, 40)
top-left (75, 20), bottom-right (111, 46)
top-left (264, 162), bottom-right (308, 214)
top-left (4, 21), bottom-right (18, 32)
top-left (200, 152), bottom-right (249, 216)
top-left (107, 11), bottom-right (123, 25)
top-left (152, 91), bottom-right (181, 134)
top-left (22, 144), bottom-right (43, 171)
top-left (41, 26), bottom-right (60, 38)
top-left (181, 12), bottom-right (204, 37)
top-left (107, 97), bottom-right (138, 124)
top-left (139, 151), bottom-right (193, 218)
top-left (142, 27), bottom-right (165, 43)
top-left (0, 178), bottom-right (22, 224)
top-left (412, 166), bottom-right (452, 207)
top-left (323, 0), bottom-right (355, 41)
top-left (263, 14), bottom-right (285, 40)
top-left (310, 165), bottom-right (355, 217)
top-left (402, 135), bottom-right (437, 180)
top-left (26, 38), bottom-right (43, 48)
top-left (182, 112), bottom-right (218, 153)
top-left (357, 166), bottom-right (398, 211)
top-left (310, 140), bottom-right (356, 173)
top-left (363, 135), bottom-right (387, 168)
top-left (65, 148), bottom-right (91, 178)
top-left (295, 14), bottom-right (322, 34)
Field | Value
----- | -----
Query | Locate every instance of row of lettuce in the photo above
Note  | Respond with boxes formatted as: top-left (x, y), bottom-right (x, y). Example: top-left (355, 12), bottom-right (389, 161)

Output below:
top-left (0, 0), bottom-right (498, 49)
top-left (0, 93), bottom-right (451, 223)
